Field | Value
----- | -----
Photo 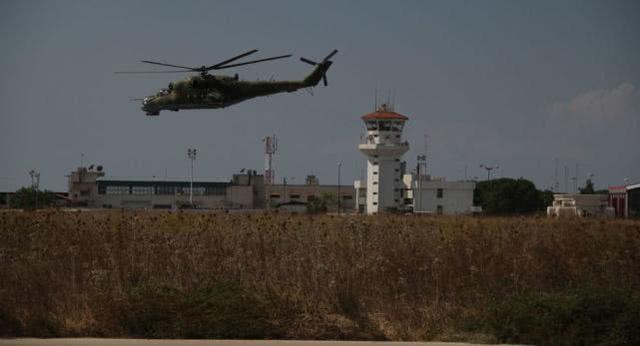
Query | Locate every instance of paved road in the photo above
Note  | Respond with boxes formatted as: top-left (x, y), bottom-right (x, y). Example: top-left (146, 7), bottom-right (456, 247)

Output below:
top-left (0, 339), bottom-right (524, 346)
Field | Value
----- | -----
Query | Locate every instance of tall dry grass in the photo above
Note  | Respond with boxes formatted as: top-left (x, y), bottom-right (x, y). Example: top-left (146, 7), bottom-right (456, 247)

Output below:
top-left (1, 211), bottom-right (639, 342)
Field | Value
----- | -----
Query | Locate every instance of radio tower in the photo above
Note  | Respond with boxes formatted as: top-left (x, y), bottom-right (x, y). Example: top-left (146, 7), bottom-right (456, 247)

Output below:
top-left (263, 135), bottom-right (277, 185)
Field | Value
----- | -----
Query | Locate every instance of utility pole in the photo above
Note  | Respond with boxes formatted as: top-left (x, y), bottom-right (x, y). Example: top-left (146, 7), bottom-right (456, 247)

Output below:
top-left (480, 164), bottom-right (499, 181)
top-left (337, 162), bottom-right (342, 214)
top-left (29, 170), bottom-right (40, 209)
top-left (187, 147), bottom-right (197, 207)
top-left (554, 158), bottom-right (559, 192)
top-left (417, 155), bottom-right (427, 212)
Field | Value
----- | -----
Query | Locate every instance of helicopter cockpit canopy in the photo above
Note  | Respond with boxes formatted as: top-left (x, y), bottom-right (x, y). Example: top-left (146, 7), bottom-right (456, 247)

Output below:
top-left (156, 88), bottom-right (170, 97)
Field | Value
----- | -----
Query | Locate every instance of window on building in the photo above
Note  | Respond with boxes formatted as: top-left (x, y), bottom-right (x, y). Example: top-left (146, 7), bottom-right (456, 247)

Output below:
top-left (106, 185), bottom-right (130, 195)
top-left (289, 194), bottom-right (301, 199)
top-left (373, 192), bottom-right (378, 195)
top-left (373, 181), bottom-right (378, 185)
top-left (437, 188), bottom-right (443, 198)
top-left (156, 185), bottom-right (175, 195)
top-left (342, 195), bottom-right (353, 200)
top-left (270, 194), bottom-right (281, 199)
top-left (179, 187), bottom-right (204, 196)
top-left (373, 161), bottom-right (378, 165)
top-left (365, 121), bottom-right (378, 131)
top-left (437, 205), bottom-right (443, 215)
top-left (132, 186), bottom-right (154, 195)
top-left (373, 202), bottom-right (378, 205)
top-left (379, 121), bottom-right (391, 131)
top-left (373, 171), bottom-right (378, 175)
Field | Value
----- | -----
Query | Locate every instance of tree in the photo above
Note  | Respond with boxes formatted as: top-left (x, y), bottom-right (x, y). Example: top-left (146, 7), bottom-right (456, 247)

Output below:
top-left (8, 187), bottom-right (54, 210)
top-left (474, 178), bottom-right (547, 214)
top-left (579, 179), bottom-right (595, 194)
top-left (306, 192), bottom-right (337, 214)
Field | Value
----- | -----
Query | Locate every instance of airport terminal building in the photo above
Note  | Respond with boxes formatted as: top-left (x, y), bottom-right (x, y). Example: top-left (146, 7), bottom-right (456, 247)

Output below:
top-left (67, 166), bottom-right (266, 210)
top-left (67, 166), bottom-right (355, 211)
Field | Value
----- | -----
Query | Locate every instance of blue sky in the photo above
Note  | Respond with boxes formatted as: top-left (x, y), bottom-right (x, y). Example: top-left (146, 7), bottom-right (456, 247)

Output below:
top-left (1, 0), bottom-right (639, 191)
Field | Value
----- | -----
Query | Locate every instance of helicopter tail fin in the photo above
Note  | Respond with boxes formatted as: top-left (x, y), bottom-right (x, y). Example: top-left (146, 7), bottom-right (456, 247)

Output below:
top-left (301, 49), bottom-right (337, 87)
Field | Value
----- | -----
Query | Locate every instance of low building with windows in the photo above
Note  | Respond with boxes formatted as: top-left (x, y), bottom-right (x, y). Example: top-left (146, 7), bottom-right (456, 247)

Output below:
top-left (67, 166), bottom-right (265, 210)
top-left (405, 174), bottom-right (475, 215)
top-left (547, 194), bottom-right (614, 218)
top-left (608, 183), bottom-right (640, 218)
top-left (265, 175), bottom-right (355, 212)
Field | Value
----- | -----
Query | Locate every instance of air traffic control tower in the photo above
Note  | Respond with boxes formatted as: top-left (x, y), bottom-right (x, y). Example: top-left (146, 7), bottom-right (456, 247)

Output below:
top-left (358, 104), bottom-right (409, 214)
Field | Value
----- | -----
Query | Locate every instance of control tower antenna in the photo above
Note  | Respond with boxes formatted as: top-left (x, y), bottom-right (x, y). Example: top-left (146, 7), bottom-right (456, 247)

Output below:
top-left (263, 135), bottom-right (278, 185)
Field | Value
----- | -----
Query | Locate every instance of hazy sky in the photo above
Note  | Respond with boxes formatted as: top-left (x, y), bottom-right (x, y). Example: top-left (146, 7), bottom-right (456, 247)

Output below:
top-left (1, 0), bottom-right (639, 192)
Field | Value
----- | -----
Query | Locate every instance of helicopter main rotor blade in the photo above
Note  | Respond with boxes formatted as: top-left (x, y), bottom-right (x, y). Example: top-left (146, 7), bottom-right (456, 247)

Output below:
top-left (323, 49), bottom-right (338, 61)
top-left (140, 60), bottom-right (195, 70)
top-left (213, 54), bottom-right (292, 70)
top-left (322, 75), bottom-right (328, 86)
top-left (300, 57), bottom-right (318, 66)
top-left (207, 49), bottom-right (258, 70)
top-left (114, 70), bottom-right (190, 74)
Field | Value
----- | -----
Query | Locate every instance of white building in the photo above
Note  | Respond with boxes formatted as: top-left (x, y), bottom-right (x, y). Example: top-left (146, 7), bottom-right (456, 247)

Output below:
top-left (357, 105), bottom-right (410, 214)
top-left (547, 194), bottom-right (614, 218)
top-left (406, 174), bottom-right (475, 215)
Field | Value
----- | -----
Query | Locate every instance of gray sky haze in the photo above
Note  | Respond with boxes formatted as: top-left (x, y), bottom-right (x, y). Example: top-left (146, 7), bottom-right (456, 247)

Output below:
top-left (1, 0), bottom-right (639, 191)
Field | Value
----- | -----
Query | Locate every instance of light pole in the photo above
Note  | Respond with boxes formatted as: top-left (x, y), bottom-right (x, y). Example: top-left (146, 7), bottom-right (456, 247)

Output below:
top-left (29, 170), bottom-right (40, 209)
top-left (480, 164), bottom-right (499, 181)
top-left (187, 148), bottom-right (197, 207)
top-left (337, 162), bottom-right (342, 214)
top-left (417, 155), bottom-right (427, 212)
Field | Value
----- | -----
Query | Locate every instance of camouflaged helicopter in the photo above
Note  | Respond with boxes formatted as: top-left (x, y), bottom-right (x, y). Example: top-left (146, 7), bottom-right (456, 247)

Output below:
top-left (117, 49), bottom-right (337, 116)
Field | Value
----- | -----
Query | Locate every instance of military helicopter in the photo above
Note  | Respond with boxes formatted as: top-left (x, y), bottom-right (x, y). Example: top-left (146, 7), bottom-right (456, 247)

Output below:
top-left (117, 49), bottom-right (337, 116)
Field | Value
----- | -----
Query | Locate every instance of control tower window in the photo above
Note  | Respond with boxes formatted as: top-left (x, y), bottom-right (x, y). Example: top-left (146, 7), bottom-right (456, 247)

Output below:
top-left (391, 121), bottom-right (404, 132)
top-left (366, 121), bottom-right (378, 131)
top-left (379, 121), bottom-right (391, 131)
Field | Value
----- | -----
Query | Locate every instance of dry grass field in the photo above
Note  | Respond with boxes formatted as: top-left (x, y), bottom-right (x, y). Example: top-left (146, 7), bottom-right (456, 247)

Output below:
top-left (1, 211), bottom-right (639, 345)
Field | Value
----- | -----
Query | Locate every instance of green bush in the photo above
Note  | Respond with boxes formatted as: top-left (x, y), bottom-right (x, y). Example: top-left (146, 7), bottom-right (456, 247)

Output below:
top-left (121, 281), bottom-right (273, 339)
top-left (8, 187), bottom-right (55, 210)
top-left (0, 307), bottom-right (23, 337)
top-left (475, 288), bottom-right (640, 346)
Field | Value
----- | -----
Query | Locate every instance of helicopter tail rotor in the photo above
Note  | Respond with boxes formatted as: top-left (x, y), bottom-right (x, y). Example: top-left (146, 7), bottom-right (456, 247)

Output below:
top-left (300, 49), bottom-right (337, 86)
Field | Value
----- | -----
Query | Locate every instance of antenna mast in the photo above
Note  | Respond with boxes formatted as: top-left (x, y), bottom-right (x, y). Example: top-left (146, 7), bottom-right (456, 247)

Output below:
top-left (263, 135), bottom-right (278, 185)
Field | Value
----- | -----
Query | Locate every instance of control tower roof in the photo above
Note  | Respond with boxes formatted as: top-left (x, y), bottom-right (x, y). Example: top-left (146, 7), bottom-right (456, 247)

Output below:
top-left (361, 104), bottom-right (408, 121)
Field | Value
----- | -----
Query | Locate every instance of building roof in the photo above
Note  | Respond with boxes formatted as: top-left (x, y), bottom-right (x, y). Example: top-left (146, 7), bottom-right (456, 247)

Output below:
top-left (96, 179), bottom-right (231, 187)
top-left (626, 183), bottom-right (640, 191)
top-left (361, 104), bottom-right (409, 121)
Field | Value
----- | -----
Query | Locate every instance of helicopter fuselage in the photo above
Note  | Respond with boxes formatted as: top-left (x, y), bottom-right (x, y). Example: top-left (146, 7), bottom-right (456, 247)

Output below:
top-left (141, 74), bottom-right (309, 116)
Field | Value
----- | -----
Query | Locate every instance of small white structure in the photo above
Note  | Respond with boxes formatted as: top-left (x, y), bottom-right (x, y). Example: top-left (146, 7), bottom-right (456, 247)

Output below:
top-left (406, 174), bottom-right (475, 215)
top-left (547, 194), bottom-right (614, 218)
top-left (358, 104), bottom-right (409, 214)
